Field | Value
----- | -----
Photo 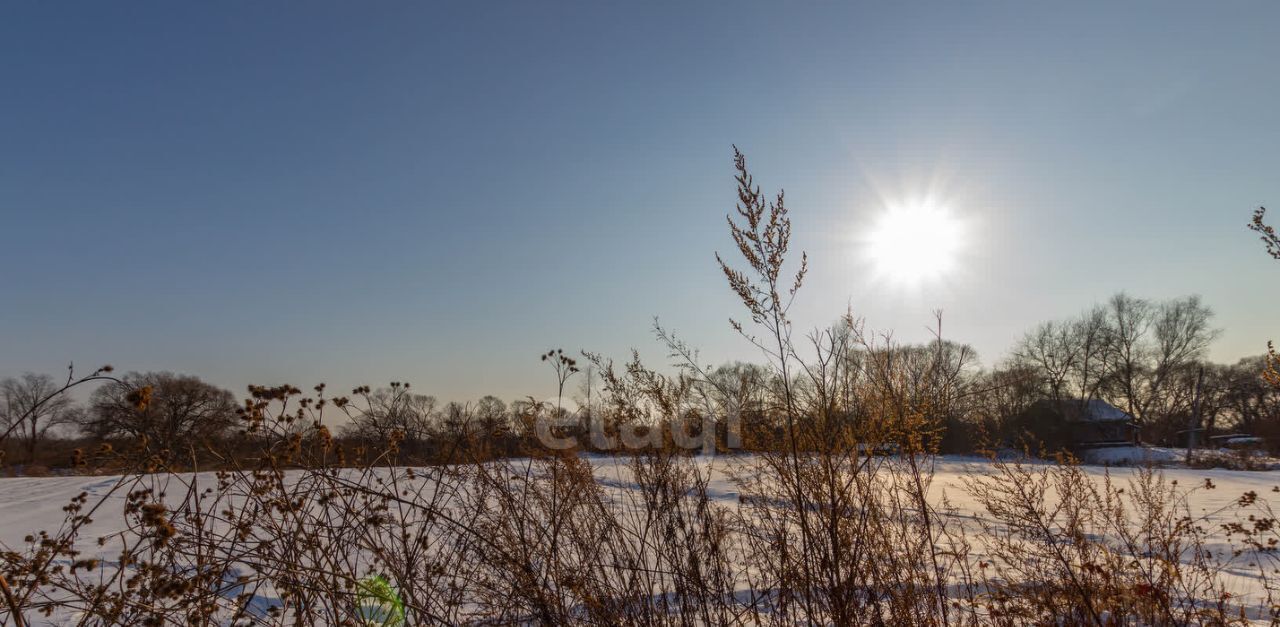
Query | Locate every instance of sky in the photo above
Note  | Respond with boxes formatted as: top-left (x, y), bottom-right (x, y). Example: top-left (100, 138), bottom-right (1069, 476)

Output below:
top-left (2, 2), bottom-right (1278, 404)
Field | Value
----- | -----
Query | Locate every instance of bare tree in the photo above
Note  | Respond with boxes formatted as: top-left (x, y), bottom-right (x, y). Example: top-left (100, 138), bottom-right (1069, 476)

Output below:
top-left (474, 395), bottom-right (509, 436)
top-left (1104, 294), bottom-right (1217, 432)
top-left (1069, 305), bottom-right (1111, 402)
top-left (441, 401), bottom-right (472, 438)
top-left (1, 373), bottom-right (75, 463)
top-left (973, 362), bottom-right (1043, 441)
top-left (83, 372), bottom-right (236, 453)
top-left (341, 383), bottom-right (437, 445)
top-left (703, 362), bottom-right (773, 424)
top-left (1009, 294), bottom-right (1216, 444)
top-left (1011, 306), bottom-right (1109, 409)
top-left (1014, 320), bottom-right (1081, 403)
top-left (1102, 292), bottom-right (1154, 419)
top-left (1219, 356), bottom-right (1280, 448)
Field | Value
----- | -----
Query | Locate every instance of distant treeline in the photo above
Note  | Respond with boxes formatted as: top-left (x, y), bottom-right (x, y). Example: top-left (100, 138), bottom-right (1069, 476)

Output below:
top-left (3, 290), bottom-right (1277, 474)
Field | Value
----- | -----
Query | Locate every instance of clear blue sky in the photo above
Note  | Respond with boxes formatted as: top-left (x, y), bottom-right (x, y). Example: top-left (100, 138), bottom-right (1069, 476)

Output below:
top-left (2, 2), bottom-right (1277, 403)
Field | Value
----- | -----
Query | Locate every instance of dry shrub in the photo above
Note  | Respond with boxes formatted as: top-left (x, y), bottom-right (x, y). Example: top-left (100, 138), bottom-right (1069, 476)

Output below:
top-left (1188, 448), bottom-right (1274, 471)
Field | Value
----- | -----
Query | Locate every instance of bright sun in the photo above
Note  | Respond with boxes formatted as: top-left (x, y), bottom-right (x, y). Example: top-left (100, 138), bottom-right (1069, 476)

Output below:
top-left (864, 200), bottom-right (964, 286)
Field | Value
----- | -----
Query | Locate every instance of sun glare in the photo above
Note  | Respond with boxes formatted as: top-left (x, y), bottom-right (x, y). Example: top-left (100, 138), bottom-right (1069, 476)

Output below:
top-left (864, 200), bottom-right (964, 286)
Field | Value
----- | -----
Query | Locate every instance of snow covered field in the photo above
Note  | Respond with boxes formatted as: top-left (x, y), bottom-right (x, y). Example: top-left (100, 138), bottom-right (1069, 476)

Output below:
top-left (1, 454), bottom-right (1277, 624)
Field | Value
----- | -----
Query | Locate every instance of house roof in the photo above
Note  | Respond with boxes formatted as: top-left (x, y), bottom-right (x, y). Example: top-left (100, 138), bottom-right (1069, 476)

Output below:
top-left (1033, 398), bottom-right (1133, 423)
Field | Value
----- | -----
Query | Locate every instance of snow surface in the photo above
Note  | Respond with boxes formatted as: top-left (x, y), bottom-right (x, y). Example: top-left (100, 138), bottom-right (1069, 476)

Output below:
top-left (1080, 445), bottom-right (1188, 466)
top-left (1082, 445), bottom-right (1279, 469)
top-left (1, 455), bottom-right (1277, 624)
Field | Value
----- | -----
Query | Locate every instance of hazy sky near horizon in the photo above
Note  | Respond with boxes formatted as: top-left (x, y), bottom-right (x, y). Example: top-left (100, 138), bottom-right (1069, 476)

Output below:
top-left (2, 2), bottom-right (1278, 403)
